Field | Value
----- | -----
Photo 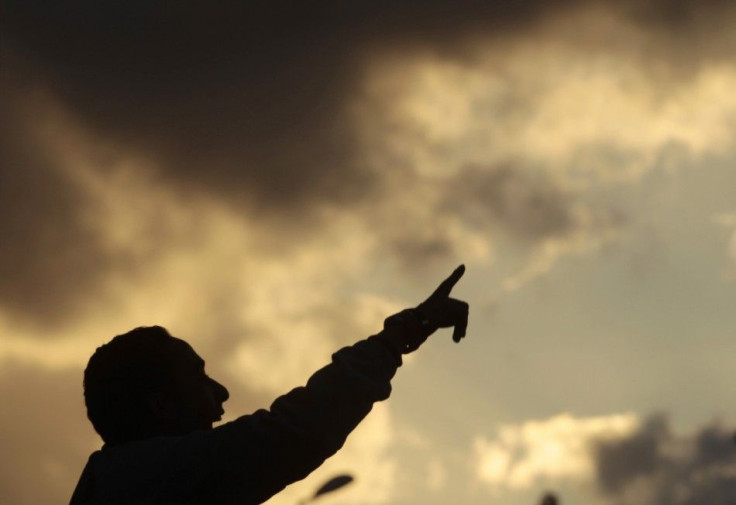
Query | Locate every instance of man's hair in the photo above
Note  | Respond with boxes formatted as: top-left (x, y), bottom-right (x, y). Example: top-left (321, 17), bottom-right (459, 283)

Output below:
top-left (84, 326), bottom-right (175, 445)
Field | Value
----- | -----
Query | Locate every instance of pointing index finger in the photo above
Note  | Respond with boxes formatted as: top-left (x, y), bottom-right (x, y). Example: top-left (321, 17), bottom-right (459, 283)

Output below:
top-left (433, 264), bottom-right (465, 298)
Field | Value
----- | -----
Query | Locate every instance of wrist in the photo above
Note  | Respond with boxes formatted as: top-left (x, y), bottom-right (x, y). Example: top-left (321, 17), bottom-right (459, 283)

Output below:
top-left (383, 309), bottom-right (433, 353)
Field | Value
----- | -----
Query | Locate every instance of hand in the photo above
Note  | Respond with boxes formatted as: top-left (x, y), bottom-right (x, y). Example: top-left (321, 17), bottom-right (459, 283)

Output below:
top-left (416, 264), bottom-right (469, 342)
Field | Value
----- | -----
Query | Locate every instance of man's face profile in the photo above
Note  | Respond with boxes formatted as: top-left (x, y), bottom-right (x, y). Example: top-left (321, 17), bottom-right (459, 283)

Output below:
top-left (83, 326), bottom-right (231, 444)
top-left (152, 337), bottom-right (230, 433)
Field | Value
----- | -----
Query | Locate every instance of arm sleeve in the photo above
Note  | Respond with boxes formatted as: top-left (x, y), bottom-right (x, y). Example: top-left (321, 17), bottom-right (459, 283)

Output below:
top-left (185, 322), bottom-right (417, 505)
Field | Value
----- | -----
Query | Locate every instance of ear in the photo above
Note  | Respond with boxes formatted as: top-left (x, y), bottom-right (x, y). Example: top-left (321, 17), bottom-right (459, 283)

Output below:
top-left (146, 390), bottom-right (178, 422)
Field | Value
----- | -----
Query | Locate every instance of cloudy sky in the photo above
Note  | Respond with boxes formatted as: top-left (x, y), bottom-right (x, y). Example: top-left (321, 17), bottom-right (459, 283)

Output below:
top-left (2, 2), bottom-right (736, 504)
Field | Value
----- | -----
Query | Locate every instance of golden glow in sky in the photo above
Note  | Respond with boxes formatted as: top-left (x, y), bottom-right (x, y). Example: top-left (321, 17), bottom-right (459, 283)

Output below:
top-left (2, 2), bottom-right (736, 505)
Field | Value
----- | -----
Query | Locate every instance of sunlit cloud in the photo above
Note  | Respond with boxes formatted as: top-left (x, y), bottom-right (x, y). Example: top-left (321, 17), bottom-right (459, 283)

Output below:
top-left (473, 412), bottom-right (639, 490)
top-left (359, 6), bottom-right (736, 183)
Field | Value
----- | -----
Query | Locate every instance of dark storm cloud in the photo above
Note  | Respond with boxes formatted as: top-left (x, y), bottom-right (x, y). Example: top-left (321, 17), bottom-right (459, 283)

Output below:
top-left (621, 0), bottom-right (736, 81)
top-left (626, 0), bottom-right (735, 30)
top-left (1, 1), bottom-right (585, 210)
top-left (0, 79), bottom-right (112, 326)
top-left (379, 163), bottom-right (601, 271)
top-left (593, 414), bottom-right (736, 504)
top-left (3, 0), bottom-right (735, 207)
top-left (448, 164), bottom-right (577, 242)
top-left (2, 0), bottom-right (735, 325)
top-left (595, 415), bottom-right (666, 494)
top-left (0, 0), bottom-right (576, 324)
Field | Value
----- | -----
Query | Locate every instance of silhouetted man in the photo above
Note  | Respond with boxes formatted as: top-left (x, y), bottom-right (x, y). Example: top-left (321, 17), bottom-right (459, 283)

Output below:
top-left (70, 266), bottom-right (469, 504)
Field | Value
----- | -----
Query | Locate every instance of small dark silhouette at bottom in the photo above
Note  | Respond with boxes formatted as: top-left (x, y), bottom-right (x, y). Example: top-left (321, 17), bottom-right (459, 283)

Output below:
top-left (539, 491), bottom-right (559, 505)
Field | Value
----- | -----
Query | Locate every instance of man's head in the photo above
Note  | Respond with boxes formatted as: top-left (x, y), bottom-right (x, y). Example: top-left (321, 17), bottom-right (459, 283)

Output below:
top-left (83, 326), bottom-right (229, 445)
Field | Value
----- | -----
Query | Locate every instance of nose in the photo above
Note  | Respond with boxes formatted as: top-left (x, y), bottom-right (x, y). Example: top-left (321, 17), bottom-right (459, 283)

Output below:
top-left (209, 377), bottom-right (229, 403)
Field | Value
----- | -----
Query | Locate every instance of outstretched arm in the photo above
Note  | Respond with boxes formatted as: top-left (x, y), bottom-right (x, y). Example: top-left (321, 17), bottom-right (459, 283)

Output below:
top-left (192, 266), bottom-right (470, 504)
